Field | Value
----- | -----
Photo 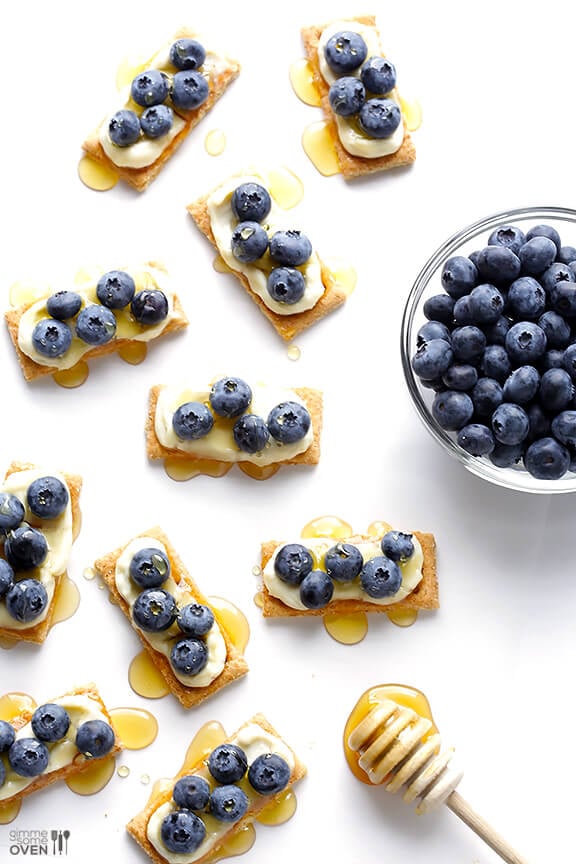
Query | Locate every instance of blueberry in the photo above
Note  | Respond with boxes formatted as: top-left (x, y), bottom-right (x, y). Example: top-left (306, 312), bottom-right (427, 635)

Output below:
top-left (31, 703), bottom-right (70, 742)
top-left (441, 256), bottom-right (478, 299)
top-left (129, 547), bottom-right (170, 588)
top-left (432, 390), bottom-right (474, 430)
top-left (481, 345), bottom-right (512, 382)
top-left (177, 603), bottom-right (214, 636)
top-left (483, 316), bottom-right (510, 345)
top-left (381, 531), bottom-right (414, 562)
top-left (324, 30), bottom-right (367, 73)
top-left (210, 785), bottom-right (248, 822)
top-left (451, 326), bottom-right (486, 361)
top-left (491, 403), bottom-right (529, 445)
top-left (269, 230), bottom-right (312, 267)
top-left (324, 543), bottom-right (363, 582)
top-left (526, 402), bottom-right (551, 440)
top-left (423, 293), bottom-right (455, 324)
top-left (0, 493), bottom-right (25, 533)
top-left (231, 221), bottom-right (269, 263)
top-left (267, 401), bottom-right (311, 444)
top-left (75, 305), bottom-right (116, 345)
top-left (417, 321), bottom-right (451, 345)
top-left (172, 402), bottom-right (214, 440)
top-left (233, 414), bottom-right (269, 453)
top-left (140, 102), bottom-right (173, 137)
top-left (75, 719), bottom-right (115, 757)
top-left (328, 76), bottom-right (365, 116)
top-left (518, 236), bottom-right (557, 275)
top-left (209, 377), bottom-right (252, 418)
top-left (476, 246), bottom-right (521, 284)
top-left (358, 97), bottom-right (401, 138)
top-left (8, 738), bottom-right (49, 777)
top-left (538, 310), bottom-right (571, 348)
top-left (169, 38), bottom-right (206, 71)
top-left (132, 588), bottom-right (177, 632)
top-left (488, 224), bottom-right (526, 255)
top-left (170, 638), bottom-right (208, 676)
top-left (27, 476), bottom-right (68, 520)
top-left (5, 525), bottom-right (48, 570)
top-left (0, 720), bottom-right (15, 752)
top-left (540, 262), bottom-right (574, 294)
top-left (558, 245), bottom-right (576, 264)
top-left (161, 810), bottom-right (206, 854)
top-left (208, 744), bottom-right (248, 784)
top-left (502, 366), bottom-right (540, 404)
top-left (131, 69), bottom-right (169, 107)
top-left (131, 289), bottom-right (169, 325)
top-left (524, 436), bottom-right (570, 480)
top-left (5, 579), bottom-right (48, 622)
top-left (468, 284), bottom-right (504, 324)
top-left (505, 321), bottom-right (547, 365)
top-left (0, 559), bottom-right (14, 597)
top-left (526, 223), bottom-right (562, 252)
top-left (411, 339), bottom-right (453, 380)
top-left (442, 363), bottom-right (478, 391)
top-left (471, 377), bottom-right (503, 416)
top-left (274, 543), bottom-right (313, 586)
top-left (539, 368), bottom-right (573, 412)
top-left (562, 344), bottom-right (576, 382)
top-left (248, 753), bottom-right (291, 795)
top-left (541, 349), bottom-right (565, 371)
top-left (32, 318), bottom-right (72, 358)
top-left (173, 775), bottom-right (211, 810)
top-left (361, 56), bottom-right (397, 94)
top-left (453, 295), bottom-right (473, 325)
top-left (299, 570), bottom-right (334, 609)
top-left (171, 70), bottom-right (209, 110)
top-left (96, 270), bottom-right (136, 309)
top-left (552, 410), bottom-right (576, 447)
top-left (456, 423), bottom-right (495, 456)
top-left (490, 442), bottom-right (524, 468)
top-left (550, 283), bottom-right (576, 317)
top-left (360, 556), bottom-right (401, 598)
top-left (507, 276), bottom-right (546, 320)
top-left (0, 759), bottom-right (4, 786)
top-left (46, 291), bottom-right (82, 320)
top-left (267, 268), bottom-right (306, 305)
top-left (231, 183), bottom-right (271, 223)
top-left (108, 109), bottom-right (141, 146)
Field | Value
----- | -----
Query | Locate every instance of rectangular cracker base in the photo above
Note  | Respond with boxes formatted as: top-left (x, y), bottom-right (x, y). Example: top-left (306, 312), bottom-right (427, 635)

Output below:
top-left (126, 712), bottom-right (306, 864)
top-left (301, 16), bottom-right (416, 179)
top-left (259, 530), bottom-right (438, 617)
top-left (94, 527), bottom-right (249, 708)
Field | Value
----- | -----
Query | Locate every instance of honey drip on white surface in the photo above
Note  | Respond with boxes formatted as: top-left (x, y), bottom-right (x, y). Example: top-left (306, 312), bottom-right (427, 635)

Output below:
top-left (289, 58), bottom-right (321, 107)
top-left (117, 765), bottom-right (130, 778)
top-left (0, 799), bottom-right (21, 824)
top-left (256, 788), bottom-right (297, 825)
top-left (325, 258), bottom-right (358, 298)
top-left (0, 692), bottom-right (34, 821)
top-left (267, 167), bottom-right (304, 209)
top-left (182, 720), bottom-right (227, 770)
top-left (164, 457), bottom-right (232, 481)
top-left (302, 122), bottom-right (339, 177)
top-left (51, 575), bottom-right (80, 625)
top-left (52, 361), bottom-right (89, 388)
top-left (118, 342), bottom-right (148, 365)
top-left (115, 55), bottom-right (146, 90)
top-left (128, 650), bottom-right (170, 699)
top-left (213, 255), bottom-right (231, 274)
top-left (65, 756), bottom-right (116, 795)
top-left (287, 344), bottom-right (301, 361)
top-left (205, 129), bottom-right (226, 156)
top-left (207, 596), bottom-right (250, 654)
top-left (83, 566), bottom-right (96, 581)
top-left (323, 611), bottom-right (368, 644)
top-left (237, 463), bottom-right (279, 481)
top-left (398, 95), bottom-right (423, 131)
top-left (205, 825), bottom-right (256, 862)
top-left (78, 156), bottom-right (119, 192)
top-left (9, 281), bottom-right (49, 307)
top-left (301, 515), bottom-right (353, 540)
top-left (386, 608), bottom-right (418, 627)
top-left (109, 706), bottom-right (159, 749)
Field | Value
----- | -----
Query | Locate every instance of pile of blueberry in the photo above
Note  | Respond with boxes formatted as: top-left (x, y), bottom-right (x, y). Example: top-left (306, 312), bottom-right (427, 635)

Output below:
top-left (31, 270), bottom-right (169, 360)
top-left (273, 530), bottom-right (415, 610)
top-left (171, 376), bottom-right (312, 455)
top-left (108, 38), bottom-right (209, 147)
top-left (0, 476), bottom-right (69, 624)
top-left (229, 181), bottom-right (314, 307)
top-left (0, 704), bottom-right (115, 786)
top-left (410, 222), bottom-right (576, 480)
top-left (160, 741), bottom-right (291, 854)
top-left (128, 545), bottom-right (218, 678)
top-left (324, 30), bottom-right (401, 140)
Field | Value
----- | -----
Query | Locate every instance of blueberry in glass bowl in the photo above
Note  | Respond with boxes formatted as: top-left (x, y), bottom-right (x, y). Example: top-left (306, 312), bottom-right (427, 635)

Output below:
top-left (401, 206), bottom-right (576, 493)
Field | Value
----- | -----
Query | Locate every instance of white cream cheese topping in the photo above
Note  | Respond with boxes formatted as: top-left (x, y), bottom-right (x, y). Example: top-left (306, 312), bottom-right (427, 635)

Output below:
top-left (206, 171), bottom-right (325, 316)
top-left (115, 537), bottom-right (226, 688)
top-left (318, 20), bottom-right (404, 158)
top-left (0, 467), bottom-right (73, 630)
top-left (17, 264), bottom-right (182, 370)
top-left (146, 722), bottom-right (296, 864)
top-left (0, 692), bottom-right (112, 801)
top-left (263, 535), bottom-right (423, 610)
top-left (154, 381), bottom-right (314, 465)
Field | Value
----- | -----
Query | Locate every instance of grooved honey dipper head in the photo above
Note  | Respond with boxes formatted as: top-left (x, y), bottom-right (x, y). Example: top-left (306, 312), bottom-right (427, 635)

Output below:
top-left (343, 684), bottom-right (463, 814)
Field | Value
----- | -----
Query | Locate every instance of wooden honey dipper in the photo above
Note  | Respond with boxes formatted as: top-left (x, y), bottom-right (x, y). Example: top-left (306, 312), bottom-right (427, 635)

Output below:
top-left (343, 684), bottom-right (529, 864)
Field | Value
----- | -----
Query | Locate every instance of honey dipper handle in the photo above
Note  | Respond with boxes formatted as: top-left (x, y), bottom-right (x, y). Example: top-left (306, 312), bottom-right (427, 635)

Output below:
top-left (446, 790), bottom-right (529, 864)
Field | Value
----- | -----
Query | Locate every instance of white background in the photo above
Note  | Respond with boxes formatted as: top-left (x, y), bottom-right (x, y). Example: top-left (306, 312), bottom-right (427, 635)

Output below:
top-left (1, 1), bottom-right (575, 862)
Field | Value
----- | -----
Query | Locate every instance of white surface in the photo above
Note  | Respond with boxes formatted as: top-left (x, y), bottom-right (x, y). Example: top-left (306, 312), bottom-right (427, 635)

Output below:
top-left (1, 2), bottom-right (575, 862)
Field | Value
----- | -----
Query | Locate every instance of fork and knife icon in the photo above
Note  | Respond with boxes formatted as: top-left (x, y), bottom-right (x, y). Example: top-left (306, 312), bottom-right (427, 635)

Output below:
top-left (50, 830), bottom-right (70, 855)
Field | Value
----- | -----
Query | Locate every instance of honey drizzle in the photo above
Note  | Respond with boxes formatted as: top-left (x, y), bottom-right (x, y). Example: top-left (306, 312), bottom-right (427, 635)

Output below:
top-left (0, 799), bottom-right (21, 824)
top-left (287, 344), bottom-right (301, 361)
top-left (301, 515), bottom-right (352, 540)
top-left (0, 636), bottom-right (19, 650)
top-left (325, 258), bottom-right (358, 298)
top-left (302, 122), bottom-right (340, 177)
top-left (205, 128), bottom-right (226, 156)
top-left (204, 825), bottom-right (256, 863)
top-left (323, 611), bottom-right (368, 645)
top-left (52, 361), bottom-right (89, 388)
top-left (109, 706), bottom-right (159, 749)
top-left (0, 692), bottom-right (37, 721)
top-left (289, 58), bottom-right (321, 107)
top-left (65, 756), bottom-right (116, 795)
top-left (399, 96), bottom-right (423, 132)
top-left (77, 156), bottom-right (118, 192)
top-left (164, 457), bottom-right (232, 481)
top-left (118, 342), bottom-right (148, 365)
top-left (386, 608), bottom-right (418, 628)
top-left (128, 650), bottom-right (170, 699)
top-left (256, 788), bottom-right (297, 825)
top-left (267, 166), bottom-right (304, 209)
top-left (207, 596), bottom-right (250, 654)
top-left (9, 281), bottom-right (49, 307)
top-left (50, 575), bottom-right (80, 625)
top-left (213, 255), bottom-right (231, 274)
top-left (182, 720), bottom-right (227, 772)
top-left (237, 463), bottom-right (279, 481)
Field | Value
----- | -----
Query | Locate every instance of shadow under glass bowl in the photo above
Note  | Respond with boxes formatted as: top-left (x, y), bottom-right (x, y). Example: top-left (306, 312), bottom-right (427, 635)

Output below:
top-left (401, 206), bottom-right (576, 494)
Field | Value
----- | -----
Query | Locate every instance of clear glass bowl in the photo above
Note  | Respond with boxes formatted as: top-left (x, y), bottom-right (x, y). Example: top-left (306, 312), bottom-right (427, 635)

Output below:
top-left (401, 206), bottom-right (576, 494)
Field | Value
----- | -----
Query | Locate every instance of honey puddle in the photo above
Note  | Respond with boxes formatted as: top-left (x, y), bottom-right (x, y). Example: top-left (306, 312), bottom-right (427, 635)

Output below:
top-left (289, 58), bottom-right (321, 107)
top-left (109, 706), bottom-right (159, 749)
top-left (9, 281), bottom-right (49, 307)
top-left (118, 342), bottom-right (148, 365)
top-left (128, 650), bottom-right (170, 699)
top-left (52, 362), bottom-right (89, 389)
top-left (65, 756), bottom-right (116, 795)
top-left (205, 129), bottom-right (226, 156)
top-left (267, 166), bottom-right (304, 209)
top-left (78, 156), bottom-right (118, 192)
top-left (207, 596), bottom-right (250, 654)
top-left (51, 575), bottom-right (80, 625)
top-left (302, 122), bottom-right (339, 177)
top-left (164, 457), bottom-right (232, 481)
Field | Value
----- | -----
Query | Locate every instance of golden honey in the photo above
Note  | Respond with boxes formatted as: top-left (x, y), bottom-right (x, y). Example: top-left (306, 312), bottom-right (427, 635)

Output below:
top-left (0, 692), bottom-right (37, 721)
top-left (128, 650), bottom-right (170, 699)
top-left (289, 58), bottom-right (321, 107)
top-left (50, 575), bottom-right (80, 625)
top-left (205, 128), bottom-right (227, 156)
top-left (237, 463), bottom-right (279, 481)
top-left (52, 361), bottom-right (89, 388)
top-left (256, 788), bottom-right (297, 825)
top-left (386, 608), bottom-right (418, 628)
top-left (164, 457), bottom-right (232, 481)
top-left (118, 342), bottom-right (148, 365)
top-left (267, 166), bottom-right (304, 209)
top-left (301, 514), bottom-right (353, 540)
top-left (323, 611), bottom-right (368, 645)
top-left (0, 799), bottom-right (21, 824)
top-left (77, 156), bottom-right (119, 192)
top-left (65, 756), bottom-right (116, 795)
top-left (302, 122), bottom-right (339, 177)
top-left (208, 596), bottom-right (250, 654)
top-left (9, 281), bottom-right (48, 307)
top-left (109, 706), bottom-right (158, 749)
